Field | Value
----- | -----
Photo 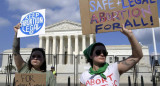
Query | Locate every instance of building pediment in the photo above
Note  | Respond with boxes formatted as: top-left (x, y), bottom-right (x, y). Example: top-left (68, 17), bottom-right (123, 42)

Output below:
top-left (45, 20), bottom-right (81, 32)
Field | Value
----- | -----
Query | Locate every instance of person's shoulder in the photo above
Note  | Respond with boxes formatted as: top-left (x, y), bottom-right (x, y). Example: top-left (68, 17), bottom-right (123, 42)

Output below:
top-left (46, 71), bottom-right (53, 74)
top-left (18, 62), bottom-right (28, 73)
top-left (108, 62), bottom-right (118, 67)
top-left (106, 62), bottom-right (119, 72)
top-left (81, 70), bottom-right (90, 76)
top-left (48, 70), bottom-right (52, 72)
top-left (80, 70), bottom-right (90, 83)
top-left (46, 71), bottom-right (55, 78)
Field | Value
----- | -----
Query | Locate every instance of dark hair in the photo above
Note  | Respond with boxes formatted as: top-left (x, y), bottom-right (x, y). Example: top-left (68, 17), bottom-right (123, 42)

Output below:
top-left (51, 66), bottom-right (55, 69)
top-left (87, 43), bottom-right (107, 67)
top-left (28, 48), bottom-right (46, 72)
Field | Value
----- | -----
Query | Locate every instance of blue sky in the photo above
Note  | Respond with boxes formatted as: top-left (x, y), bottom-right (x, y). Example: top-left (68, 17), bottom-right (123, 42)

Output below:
top-left (0, 0), bottom-right (160, 57)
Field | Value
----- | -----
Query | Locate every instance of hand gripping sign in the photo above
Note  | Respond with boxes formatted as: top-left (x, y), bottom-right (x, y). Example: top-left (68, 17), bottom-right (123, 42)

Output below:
top-left (17, 9), bottom-right (45, 38)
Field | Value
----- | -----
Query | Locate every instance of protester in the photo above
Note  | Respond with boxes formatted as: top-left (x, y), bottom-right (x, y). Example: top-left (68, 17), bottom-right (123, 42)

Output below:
top-left (80, 25), bottom-right (143, 86)
top-left (51, 66), bottom-right (57, 77)
top-left (13, 23), bottom-right (56, 86)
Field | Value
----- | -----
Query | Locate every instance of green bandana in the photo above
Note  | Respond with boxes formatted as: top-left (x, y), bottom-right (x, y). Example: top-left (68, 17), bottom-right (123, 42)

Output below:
top-left (89, 63), bottom-right (109, 79)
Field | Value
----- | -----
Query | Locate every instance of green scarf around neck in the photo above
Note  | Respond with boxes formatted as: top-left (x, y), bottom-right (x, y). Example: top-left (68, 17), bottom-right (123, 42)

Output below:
top-left (89, 63), bottom-right (109, 79)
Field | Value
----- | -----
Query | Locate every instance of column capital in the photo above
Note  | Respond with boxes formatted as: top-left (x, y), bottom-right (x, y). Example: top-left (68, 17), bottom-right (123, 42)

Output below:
top-left (60, 35), bottom-right (63, 38)
top-left (89, 34), bottom-right (93, 37)
top-left (39, 36), bottom-right (43, 39)
top-left (82, 35), bottom-right (86, 37)
top-left (52, 36), bottom-right (57, 39)
top-left (75, 35), bottom-right (78, 38)
top-left (67, 35), bottom-right (71, 37)
top-left (45, 36), bottom-right (50, 39)
top-left (90, 34), bottom-right (94, 45)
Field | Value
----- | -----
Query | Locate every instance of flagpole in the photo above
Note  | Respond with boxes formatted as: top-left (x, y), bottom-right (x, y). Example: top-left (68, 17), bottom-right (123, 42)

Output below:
top-left (152, 27), bottom-right (158, 60)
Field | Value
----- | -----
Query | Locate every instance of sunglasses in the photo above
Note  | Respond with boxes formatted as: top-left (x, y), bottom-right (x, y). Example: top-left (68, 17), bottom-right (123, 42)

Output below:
top-left (31, 55), bottom-right (42, 59)
top-left (95, 50), bottom-right (108, 56)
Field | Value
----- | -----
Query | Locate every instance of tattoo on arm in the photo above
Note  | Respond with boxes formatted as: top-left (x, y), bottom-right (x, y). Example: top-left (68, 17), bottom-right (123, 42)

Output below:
top-left (118, 59), bottom-right (136, 66)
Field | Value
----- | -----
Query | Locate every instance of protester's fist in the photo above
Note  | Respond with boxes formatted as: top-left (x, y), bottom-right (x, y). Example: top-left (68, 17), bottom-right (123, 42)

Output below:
top-left (14, 23), bottom-right (21, 33)
top-left (120, 24), bottom-right (133, 37)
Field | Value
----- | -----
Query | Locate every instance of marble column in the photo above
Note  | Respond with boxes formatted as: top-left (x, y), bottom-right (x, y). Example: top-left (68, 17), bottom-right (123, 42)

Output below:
top-left (90, 34), bottom-right (94, 45)
top-left (82, 35), bottom-right (86, 51)
top-left (81, 35), bottom-right (86, 64)
top-left (59, 36), bottom-right (64, 64)
top-left (39, 36), bottom-right (43, 48)
top-left (67, 35), bottom-right (71, 64)
top-left (52, 36), bottom-right (56, 65)
top-left (59, 36), bottom-right (64, 54)
top-left (75, 35), bottom-right (79, 55)
top-left (52, 36), bottom-right (57, 55)
top-left (45, 36), bottom-right (49, 65)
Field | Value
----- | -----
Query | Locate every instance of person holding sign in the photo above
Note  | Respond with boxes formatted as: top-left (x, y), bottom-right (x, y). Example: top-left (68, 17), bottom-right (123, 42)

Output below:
top-left (13, 23), bottom-right (56, 86)
top-left (80, 25), bottom-right (143, 86)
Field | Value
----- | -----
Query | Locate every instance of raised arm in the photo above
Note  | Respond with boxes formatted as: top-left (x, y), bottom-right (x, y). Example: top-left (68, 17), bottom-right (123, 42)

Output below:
top-left (13, 23), bottom-right (25, 71)
top-left (118, 25), bottom-right (143, 75)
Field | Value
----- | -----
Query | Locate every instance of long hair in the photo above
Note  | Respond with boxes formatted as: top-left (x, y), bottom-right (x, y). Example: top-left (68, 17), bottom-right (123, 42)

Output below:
top-left (87, 43), bottom-right (107, 67)
top-left (28, 48), bottom-right (46, 72)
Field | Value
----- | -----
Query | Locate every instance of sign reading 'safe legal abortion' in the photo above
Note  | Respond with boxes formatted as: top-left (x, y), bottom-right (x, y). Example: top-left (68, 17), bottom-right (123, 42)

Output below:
top-left (17, 9), bottom-right (45, 38)
top-left (79, 0), bottom-right (159, 35)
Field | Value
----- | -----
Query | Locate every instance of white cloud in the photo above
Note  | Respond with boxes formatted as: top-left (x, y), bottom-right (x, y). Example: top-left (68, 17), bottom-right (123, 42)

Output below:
top-left (133, 27), bottom-right (160, 45)
top-left (0, 17), bottom-right (11, 29)
top-left (11, 14), bottom-right (22, 20)
top-left (7, 0), bottom-right (80, 25)
top-left (26, 43), bottom-right (39, 48)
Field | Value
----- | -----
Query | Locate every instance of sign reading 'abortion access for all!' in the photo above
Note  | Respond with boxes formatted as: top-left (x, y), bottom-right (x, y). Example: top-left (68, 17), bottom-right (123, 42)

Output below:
top-left (17, 9), bottom-right (45, 38)
top-left (79, 0), bottom-right (159, 35)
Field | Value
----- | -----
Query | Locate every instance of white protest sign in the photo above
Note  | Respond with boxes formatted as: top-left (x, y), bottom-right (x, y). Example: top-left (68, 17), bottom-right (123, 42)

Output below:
top-left (17, 9), bottom-right (45, 38)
